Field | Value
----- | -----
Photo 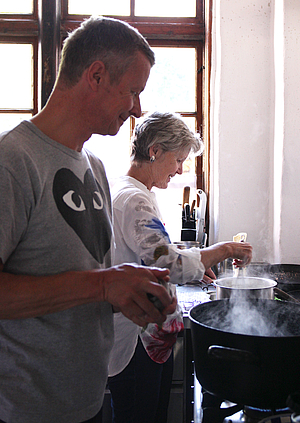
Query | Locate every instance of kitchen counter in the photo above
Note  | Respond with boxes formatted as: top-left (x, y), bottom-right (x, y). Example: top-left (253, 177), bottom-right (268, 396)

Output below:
top-left (177, 283), bottom-right (213, 315)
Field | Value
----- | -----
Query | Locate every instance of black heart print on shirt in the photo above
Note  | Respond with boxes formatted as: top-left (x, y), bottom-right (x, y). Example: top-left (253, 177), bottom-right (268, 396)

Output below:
top-left (53, 168), bottom-right (111, 263)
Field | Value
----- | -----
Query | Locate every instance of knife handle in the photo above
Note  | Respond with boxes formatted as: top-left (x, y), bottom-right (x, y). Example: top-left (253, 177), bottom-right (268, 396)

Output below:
top-left (184, 203), bottom-right (190, 221)
top-left (183, 186), bottom-right (190, 208)
top-left (190, 199), bottom-right (196, 215)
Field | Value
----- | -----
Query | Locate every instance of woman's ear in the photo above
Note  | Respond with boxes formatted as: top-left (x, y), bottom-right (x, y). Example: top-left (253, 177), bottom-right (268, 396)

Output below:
top-left (149, 145), bottom-right (160, 158)
top-left (148, 145), bottom-right (155, 158)
top-left (153, 145), bottom-right (160, 155)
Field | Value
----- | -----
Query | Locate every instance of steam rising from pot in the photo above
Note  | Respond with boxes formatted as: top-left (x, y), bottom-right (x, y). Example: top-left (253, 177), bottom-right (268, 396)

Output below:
top-left (212, 298), bottom-right (290, 336)
top-left (199, 273), bottom-right (300, 336)
top-left (195, 297), bottom-right (300, 337)
top-left (207, 272), bottom-right (282, 336)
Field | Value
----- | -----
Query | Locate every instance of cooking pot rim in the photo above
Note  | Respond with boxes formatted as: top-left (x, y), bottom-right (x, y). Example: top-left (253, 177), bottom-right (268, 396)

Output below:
top-left (214, 276), bottom-right (277, 290)
top-left (188, 299), bottom-right (300, 338)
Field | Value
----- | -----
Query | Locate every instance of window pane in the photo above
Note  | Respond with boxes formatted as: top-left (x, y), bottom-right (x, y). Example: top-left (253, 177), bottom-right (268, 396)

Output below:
top-left (0, 44), bottom-right (33, 109)
top-left (140, 47), bottom-right (196, 113)
top-left (135, 0), bottom-right (196, 17)
top-left (0, 113), bottom-right (32, 134)
top-left (68, 0), bottom-right (130, 16)
top-left (0, 0), bottom-right (33, 14)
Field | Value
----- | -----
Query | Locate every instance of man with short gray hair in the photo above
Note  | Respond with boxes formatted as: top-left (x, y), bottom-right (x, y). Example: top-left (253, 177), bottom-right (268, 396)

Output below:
top-left (0, 16), bottom-right (175, 423)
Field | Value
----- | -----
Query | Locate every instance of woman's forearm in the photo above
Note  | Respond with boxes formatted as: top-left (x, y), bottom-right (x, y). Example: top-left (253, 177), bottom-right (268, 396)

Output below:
top-left (200, 242), bottom-right (252, 271)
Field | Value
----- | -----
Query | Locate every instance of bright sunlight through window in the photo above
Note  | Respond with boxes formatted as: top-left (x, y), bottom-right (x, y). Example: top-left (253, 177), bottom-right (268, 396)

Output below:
top-left (0, 0), bottom-right (33, 14)
top-left (68, 0), bottom-right (196, 17)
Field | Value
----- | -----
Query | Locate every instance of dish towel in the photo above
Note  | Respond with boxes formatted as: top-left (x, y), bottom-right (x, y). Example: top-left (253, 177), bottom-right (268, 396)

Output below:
top-left (140, 298), bottom-right (184, 364)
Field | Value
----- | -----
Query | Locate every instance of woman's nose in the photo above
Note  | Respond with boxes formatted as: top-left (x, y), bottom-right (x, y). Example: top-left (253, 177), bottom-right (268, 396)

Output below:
top-left (177, 163), bottom-right (183, 175)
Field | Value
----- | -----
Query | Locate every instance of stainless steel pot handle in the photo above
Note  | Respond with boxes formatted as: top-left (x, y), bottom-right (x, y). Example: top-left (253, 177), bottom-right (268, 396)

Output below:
top-left (208, 345), bottom-right (260, 365)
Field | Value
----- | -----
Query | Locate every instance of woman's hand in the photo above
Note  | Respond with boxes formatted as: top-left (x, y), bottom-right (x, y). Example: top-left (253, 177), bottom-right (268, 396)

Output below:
top-left (201, 267), bottom-right (216, 284)
top-left (200, 241), bottom-right (253, 272)
top-left (230, 242), bottom-right (253, 267)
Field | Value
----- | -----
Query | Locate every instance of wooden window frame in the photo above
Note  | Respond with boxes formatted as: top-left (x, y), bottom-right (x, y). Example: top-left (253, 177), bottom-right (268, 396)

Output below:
top-left (0, 0), bottom-right (39, 116)
top-left (0, 0), bottom-right (211, 206)
top-left (0, 36), bottom-right (38, 116)
top-left (61, 0), bottom-right (207, 189)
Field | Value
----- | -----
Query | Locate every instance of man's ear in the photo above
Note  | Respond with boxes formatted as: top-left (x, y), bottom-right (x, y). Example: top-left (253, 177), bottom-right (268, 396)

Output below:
top-left (87, 61), bottom-right (107, 91)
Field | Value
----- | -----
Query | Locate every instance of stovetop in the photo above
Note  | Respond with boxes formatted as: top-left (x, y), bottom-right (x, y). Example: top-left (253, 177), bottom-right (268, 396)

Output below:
top-left (179, 263), bottom-right (300, 423)
top-left (198, 391), bottom-right (293, 423)
top-left (223, 407), bottom-right (292, 423)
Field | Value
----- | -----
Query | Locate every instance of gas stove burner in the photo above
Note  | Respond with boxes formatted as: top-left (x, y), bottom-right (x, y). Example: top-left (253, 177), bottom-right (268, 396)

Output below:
top-left (221, 405), bottom-right (292, 423)
top-left (201, 391), bottom-right (242, 423)
top-left (200, 391), bottom-right (292, 423)
top-left (224, 410), bottom-right (292, 423)
top-left (243, 405), bottom-right (291, 422)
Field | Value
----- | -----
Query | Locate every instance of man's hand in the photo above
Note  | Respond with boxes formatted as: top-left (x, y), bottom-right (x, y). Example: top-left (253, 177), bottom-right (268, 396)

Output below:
top-left (101, 264), bottom-right (176, 327)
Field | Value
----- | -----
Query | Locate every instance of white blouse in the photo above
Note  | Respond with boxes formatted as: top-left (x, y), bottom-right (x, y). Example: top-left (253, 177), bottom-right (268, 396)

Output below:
top-left (108, 176), bottom-right (205, 377)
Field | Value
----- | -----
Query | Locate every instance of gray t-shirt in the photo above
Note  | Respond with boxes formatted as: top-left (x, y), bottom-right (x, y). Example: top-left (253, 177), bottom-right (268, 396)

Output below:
top-left (0, 121), bottom-right (114, 423)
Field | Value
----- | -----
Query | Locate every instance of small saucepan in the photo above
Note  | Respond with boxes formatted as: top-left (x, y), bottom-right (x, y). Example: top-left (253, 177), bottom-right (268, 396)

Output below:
top-left (214, 276), bottom-right (277, 300)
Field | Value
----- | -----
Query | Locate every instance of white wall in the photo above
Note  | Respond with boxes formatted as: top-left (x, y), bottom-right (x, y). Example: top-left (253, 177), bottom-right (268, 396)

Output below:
top-left (209, 0), bottom-right (300, 264)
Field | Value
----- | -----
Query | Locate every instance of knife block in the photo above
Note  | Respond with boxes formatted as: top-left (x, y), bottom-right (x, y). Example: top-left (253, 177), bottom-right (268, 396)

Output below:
top-left (181, 229), bottom-right (196, 241)
top-left (181, 210), bottom-right (196, 241)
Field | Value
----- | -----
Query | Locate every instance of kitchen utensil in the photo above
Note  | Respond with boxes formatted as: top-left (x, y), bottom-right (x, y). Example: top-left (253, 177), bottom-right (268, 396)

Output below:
top-left (147, 279), bottom-right (172, 312)
top-left (233, 232), bottom-right (247, 243)
top-left (287, 290), bottom-right (300, 300)
top-left (214, 276), bottom-right (277, 300)
top-left (196, 189), bottom-right (207, 246)
top-left (190, 199), bottom-right (196, 217)
top-left (184, 203), bottom-right (190, 221)
top-left (182, 186), bottom-right (190, 208)
top-left (181, 187), bottom-right (196, 241)
top-left (274, 287), bottom-right (300, 303)
top-left (233, 232), bottom-right (247, 277)
top-left (189, 299), bottom-right (300, 409)
top-left (147, 293), bottom-right (165, 312)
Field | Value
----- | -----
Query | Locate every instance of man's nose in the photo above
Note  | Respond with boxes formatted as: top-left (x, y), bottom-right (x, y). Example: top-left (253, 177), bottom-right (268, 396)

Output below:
top-left (130, 95), bottom-right (142, 118)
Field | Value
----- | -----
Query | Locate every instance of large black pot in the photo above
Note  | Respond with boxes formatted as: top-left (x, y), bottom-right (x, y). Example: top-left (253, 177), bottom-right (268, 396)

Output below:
top-left (189, 299), bottom-right (300, 409)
